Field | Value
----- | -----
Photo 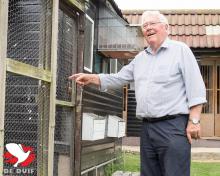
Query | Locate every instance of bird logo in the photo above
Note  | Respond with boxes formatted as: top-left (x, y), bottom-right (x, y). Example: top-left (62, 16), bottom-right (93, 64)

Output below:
top-left (4, 143), bottom-right (35, 167)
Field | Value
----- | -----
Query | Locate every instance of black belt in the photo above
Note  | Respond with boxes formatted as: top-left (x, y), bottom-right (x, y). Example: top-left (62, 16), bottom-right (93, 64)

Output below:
top-left (142, 114), bottom-right (188, 123)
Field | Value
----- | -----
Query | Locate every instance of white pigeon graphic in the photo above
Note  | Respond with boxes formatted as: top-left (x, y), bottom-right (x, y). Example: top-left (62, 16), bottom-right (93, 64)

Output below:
top-left (6, 143), bottom-right (31, 167)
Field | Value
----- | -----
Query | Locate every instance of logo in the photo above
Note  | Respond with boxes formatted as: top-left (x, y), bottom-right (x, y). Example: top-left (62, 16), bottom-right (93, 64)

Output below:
top-left (4, 143), bottom-right (35, 167)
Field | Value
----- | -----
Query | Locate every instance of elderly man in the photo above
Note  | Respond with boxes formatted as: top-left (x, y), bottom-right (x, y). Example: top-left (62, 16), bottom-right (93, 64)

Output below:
top-left (69, 11), bottom-right (206, 176)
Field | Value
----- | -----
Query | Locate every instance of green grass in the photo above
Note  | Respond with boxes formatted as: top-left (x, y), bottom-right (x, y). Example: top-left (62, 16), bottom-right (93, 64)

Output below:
top-left (191, 162), bottom-right (220, 176)
top-left (123, 152), bottom-right (220, 176)
top-left (123, 152), bottom-right (140, 171)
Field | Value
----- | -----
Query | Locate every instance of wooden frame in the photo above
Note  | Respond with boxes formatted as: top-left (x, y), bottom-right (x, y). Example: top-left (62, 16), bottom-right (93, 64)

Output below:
top-left (48, 0), bottom-right (59, 175)
top-left (56, 100), bottom-right (75, 107)
top-left (68, 0), bottom-right (85, 12)
top-left (74, 12), bottom-right (85, 176)
top-left (84, 14), bottom-right (94, 73)
top-left (214, 61), bottom-right (220, 136)
top-left (6, 58), bottom-right (51, 82)
top-left (0, 1), bottom-right (9, 175)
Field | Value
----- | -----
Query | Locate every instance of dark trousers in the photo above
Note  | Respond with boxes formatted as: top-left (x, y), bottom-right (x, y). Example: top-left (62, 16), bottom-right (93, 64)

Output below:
top-left (140, 114), bottom-right (191, 176)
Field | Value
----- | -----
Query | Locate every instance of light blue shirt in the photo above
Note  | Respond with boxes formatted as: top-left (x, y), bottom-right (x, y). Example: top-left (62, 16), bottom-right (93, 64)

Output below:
top-left (99, 38), bottom-right (207, 119)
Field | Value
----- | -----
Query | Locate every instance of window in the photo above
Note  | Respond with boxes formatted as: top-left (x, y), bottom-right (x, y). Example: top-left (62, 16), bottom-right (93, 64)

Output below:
top-left (102, 59), bottom-right (109, 73)
top-left (94, 54), bottom-right (102, 73)
top-left (110, 59), bottom-right (117, 73)
top-left (84, 14), bottom-right (94, 72)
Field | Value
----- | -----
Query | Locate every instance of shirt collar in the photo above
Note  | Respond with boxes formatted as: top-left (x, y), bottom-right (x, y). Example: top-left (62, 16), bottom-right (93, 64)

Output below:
top-left (145, 37), bottom-right (170, 54)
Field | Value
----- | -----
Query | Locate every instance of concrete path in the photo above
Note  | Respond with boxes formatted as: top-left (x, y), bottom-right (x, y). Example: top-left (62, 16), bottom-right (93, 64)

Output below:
top-left (122, 145), bottom-right (220, 161)
top-left (112, 171), bottom-right (140, 176)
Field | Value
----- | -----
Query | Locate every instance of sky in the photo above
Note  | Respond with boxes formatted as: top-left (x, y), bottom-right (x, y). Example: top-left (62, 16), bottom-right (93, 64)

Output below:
top-left (114, 0), bottom-right (220, 10)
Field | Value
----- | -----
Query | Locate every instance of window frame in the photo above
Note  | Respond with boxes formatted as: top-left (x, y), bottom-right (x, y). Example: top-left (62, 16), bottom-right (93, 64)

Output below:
top-left (84, 14), bottom-right (94, 72)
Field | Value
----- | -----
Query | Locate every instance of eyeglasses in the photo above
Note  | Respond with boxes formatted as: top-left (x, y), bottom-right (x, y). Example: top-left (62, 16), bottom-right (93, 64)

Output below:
top-left (142, 22), bottom-right (162, 29)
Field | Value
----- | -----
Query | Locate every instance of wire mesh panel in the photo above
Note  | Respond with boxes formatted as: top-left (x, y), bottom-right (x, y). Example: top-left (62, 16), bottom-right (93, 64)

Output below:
top-left (53, 5), bottom-right (78, 176)
top-left (56, 7), bottom-right (78, 102)
top-left (4, 73), bottom-right (50, 175)
top-left (4, 0), bottom-right (52, 175)
top-left (7, 0), bottom-right (52, 68)
top-left (98, 4), bottom-right (144, 51)
top-left (53, 106), bottom-right (74, 176)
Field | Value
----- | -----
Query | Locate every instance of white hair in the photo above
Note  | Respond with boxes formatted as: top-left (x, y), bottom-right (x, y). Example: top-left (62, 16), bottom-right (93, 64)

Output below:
top-left (141, 11), bottom-right (169, 26)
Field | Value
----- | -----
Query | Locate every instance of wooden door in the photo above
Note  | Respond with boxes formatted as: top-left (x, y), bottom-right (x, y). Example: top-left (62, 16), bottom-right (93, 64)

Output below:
top-left (200, 59), bottom-right (220, 137)
top-left (200, 60), bottom-right (215, 137)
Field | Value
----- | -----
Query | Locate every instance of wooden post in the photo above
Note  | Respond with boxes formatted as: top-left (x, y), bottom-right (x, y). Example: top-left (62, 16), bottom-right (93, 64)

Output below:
top-left (123, 86), bottom-right (128, 135)
top-left (74, 12), bottom-right (85, 176)
top-left (0, 0), bottom-right (9, 175)
top-left (48, 0), bottom-right (59, 175)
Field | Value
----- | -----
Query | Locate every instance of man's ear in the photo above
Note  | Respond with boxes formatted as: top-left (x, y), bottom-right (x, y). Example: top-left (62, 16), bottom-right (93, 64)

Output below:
top-left (165, 24), bottom-right (170, 35)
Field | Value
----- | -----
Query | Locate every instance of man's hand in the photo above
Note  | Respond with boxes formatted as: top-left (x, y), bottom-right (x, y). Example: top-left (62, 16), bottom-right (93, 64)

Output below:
top-left (186, 121), bottom-right (201, 144)
top-left (187, 104), bottom-right (203, 144)
top-left (68, 73), bottom-right (100, 86)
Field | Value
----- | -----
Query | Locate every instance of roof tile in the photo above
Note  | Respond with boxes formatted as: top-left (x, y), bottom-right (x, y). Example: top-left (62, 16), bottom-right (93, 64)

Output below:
top-left (198, 14), bottom-right (205, 25)
top-left (166, 14), bottom-right (172, 24)
top-left (199, 35), bottom-right (207, 48)
top-left (205, 14), bottom-right (212, 25)
top-left (184, 14), bottom-right (191, 25)
top-left (186, 35), bottom-right (193, 46)
top-left (178, 25), bottom-right (185, 35)
top-left (178, 14), bottom-right (185, 25)
top-left (198, 25), bottom-right (206, 35)
top-left (193, 35), bottom-right (200, 48)
top-left (191, 14), bottom-right (197, 25)
top-left (192, 25), bottom-right (199, 35)
top-left (172, 14), bottom-right (179, 25)
top-left (207, 35), bottom-right (214, 48)
top-left (185, 25), bottom-right (192, 36)
top-left (133, 14), bottom-right (140, 24)
top-left (213, 35), bottom-right (220, 47)
top-left (212, 14), bottom-right (219, 25)
top-left (123, 10), bottom-right (220, 48)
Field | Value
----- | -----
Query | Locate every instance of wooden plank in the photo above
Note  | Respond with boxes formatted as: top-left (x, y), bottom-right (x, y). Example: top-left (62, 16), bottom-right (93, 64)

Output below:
top-left (0, 0), bottom-right (9, 175)
top-left (74, 13), bottom-right (85, 176)
top-left (127, 90), bottom-right (142, 137)
top-left (123, 86), bottom-right (128, 135)
top-left (81, 142), bottom-right (115, 154)
top-left (48, 0), bottom-right (59, 175)
top-left (81, 148), bottom-right (115, 171)
top-left (6, 58), bottom-right (51, 82)
top-left (56, 100), bottom-right (75, 107)
top-left (67, 0), bottom-right (84, 12)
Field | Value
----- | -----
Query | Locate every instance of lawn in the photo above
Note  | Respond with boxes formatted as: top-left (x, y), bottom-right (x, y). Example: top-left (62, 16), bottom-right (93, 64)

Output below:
top-left (122, 152), bottom-right (220, 176)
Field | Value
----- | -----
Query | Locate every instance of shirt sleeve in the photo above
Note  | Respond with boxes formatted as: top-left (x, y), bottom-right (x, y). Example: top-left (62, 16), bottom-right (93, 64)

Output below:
top-left (98, 59), bottom-right (135, 91)
top-left (179, 44), bottom-right (207, 108)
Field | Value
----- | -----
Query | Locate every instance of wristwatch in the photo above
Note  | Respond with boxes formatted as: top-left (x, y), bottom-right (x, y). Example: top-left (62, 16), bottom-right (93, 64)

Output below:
top-left (189, 117), bottom-right (200, 125)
